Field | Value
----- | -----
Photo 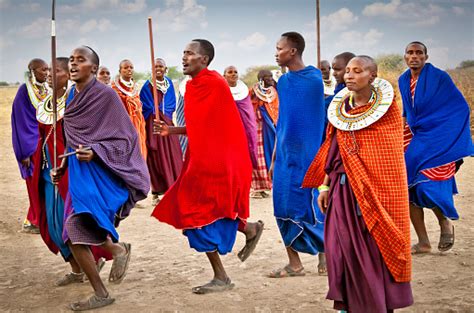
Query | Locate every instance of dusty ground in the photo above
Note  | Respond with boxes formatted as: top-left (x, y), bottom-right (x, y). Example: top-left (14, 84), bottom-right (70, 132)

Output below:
top-left (0, 86), bottom-right (473, 312)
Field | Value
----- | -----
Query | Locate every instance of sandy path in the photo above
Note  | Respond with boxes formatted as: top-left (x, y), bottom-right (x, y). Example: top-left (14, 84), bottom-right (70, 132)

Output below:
top-left (1, 86), bottom-right (473, 312)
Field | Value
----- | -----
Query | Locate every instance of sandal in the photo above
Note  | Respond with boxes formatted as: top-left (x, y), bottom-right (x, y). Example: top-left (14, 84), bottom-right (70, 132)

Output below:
top-left (70, 293), bottom-right (115, 311)
top-left (56, 272), bottom-right (84, 287)
top-left (269, 265), bottom-right (305, 278)
top-left (250, 191), bottom-right (263, 199)
top-left (438, 225), bottom-right (455, 252)
top-left (192, 278), bottom-right (235, 294)
top-left (109, 242), bottom-right (131, 284)
top-left (237, 220), bottom-right (264, 262)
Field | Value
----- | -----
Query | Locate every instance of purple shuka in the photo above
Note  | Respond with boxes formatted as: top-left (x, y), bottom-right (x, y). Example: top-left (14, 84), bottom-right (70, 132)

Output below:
top-left (63, 79), bottom-right (150, 218)
top-left (235, 95), bottom-right (258, 168)
top-left (11, 84), bottom-right (39, 178)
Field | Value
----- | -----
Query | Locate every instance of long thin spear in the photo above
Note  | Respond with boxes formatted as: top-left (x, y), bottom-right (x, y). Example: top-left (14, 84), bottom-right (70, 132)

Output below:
top-left (316, 0), bottom-right (321, 68)
top-left (51, 0), bottom-right (59, 209)
top-left (51, 0), bottom-right (58, 173)
top-left (148, 17), bottom-right (160, 123)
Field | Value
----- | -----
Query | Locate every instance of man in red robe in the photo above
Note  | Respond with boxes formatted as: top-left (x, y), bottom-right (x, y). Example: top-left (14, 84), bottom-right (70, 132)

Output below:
top-left (152, 39), bottom-right (252, 294)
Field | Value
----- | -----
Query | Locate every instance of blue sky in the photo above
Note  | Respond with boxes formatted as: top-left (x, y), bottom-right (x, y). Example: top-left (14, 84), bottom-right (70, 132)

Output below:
top-left (1, 0), bottom-right (473, 82)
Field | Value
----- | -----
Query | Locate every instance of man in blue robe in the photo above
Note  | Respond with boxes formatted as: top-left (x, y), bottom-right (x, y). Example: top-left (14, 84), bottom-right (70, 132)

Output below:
top-left (399, 41), bottom-right (473, 254)
top-left (269, 32), bottom-right (326, 277)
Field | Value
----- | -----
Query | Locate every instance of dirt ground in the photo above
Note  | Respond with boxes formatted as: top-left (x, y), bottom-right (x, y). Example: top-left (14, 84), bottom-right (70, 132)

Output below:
top-left (0, 86), bottom-right (473, 312)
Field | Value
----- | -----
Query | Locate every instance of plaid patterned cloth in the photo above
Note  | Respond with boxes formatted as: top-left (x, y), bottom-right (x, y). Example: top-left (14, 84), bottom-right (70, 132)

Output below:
top-left (303, 100), bottom-right (411, 283)
top-left (251, 111), bottom-right (272, 191)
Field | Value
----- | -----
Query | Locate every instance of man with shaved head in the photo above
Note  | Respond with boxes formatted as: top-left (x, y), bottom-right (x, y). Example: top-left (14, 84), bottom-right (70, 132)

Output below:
top-left (11, 58), bottom-right (49, 234)
top-left (399, 41), bottom-right (473, 255)
top-left (304, 55), bottom-right (413, 311)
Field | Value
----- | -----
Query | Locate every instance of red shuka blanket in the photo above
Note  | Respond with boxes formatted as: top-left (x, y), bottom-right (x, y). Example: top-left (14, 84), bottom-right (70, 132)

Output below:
top-left (152, 68), bottom-right (252, 229)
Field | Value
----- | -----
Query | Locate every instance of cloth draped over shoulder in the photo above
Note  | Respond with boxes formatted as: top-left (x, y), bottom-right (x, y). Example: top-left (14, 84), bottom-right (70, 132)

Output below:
top-left (63, 79), bottom-right (150, 220)
top-left (11, 84), bottom-right (41, 178)
top-left (234, 93), bottom-right (258, 169)
top-left (303, 100), bottom-right (411, 283)
top-left (273, 66), bottom-right (326, 218)
top-left (152, 68), bottom-right (252, 229)
top-left (141, 77), bottom-right (176, 120)
top-left (399, 63), bottom-right (473, 186)
top-left (111, 79), bottom-right (147, 158)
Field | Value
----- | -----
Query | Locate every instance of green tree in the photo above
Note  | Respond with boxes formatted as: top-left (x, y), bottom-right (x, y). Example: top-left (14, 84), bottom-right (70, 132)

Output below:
top-left (0, 81), bottom-right (9, 86)
top-left (240, 65), bottom-right (281, 87)
top-left (457, 60), bottom-right (474, 69)
top-left (167, 66), bottom-right (184, 81)
top-left (133, 71), bottom-right (151, 82)
top-left (375, 54), bottom-right (405, 74)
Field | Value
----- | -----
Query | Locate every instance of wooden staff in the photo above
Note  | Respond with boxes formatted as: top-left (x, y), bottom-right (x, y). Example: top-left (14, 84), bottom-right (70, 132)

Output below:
top-left (148, 17), bottom-right (160, 122)
top-left (51, 0), bottom-right (58, 170)
top-left (316, 0), bottom-right (321, 68)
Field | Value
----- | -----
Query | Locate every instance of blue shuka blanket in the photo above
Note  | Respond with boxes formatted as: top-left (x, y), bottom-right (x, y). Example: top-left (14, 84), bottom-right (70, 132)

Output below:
top-left (273, 66), bottom-right (326, 254)
top-left (399, 63), bottom-right (473, 186)
top-left (140, 77), bottom-right (176, 120)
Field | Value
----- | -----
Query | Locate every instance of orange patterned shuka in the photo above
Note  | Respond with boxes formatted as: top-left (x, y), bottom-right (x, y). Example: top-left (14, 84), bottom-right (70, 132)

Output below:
top-left (302, 100), bottom-right (411, 283)
top-left (111, 80), bottom-right (148, 159)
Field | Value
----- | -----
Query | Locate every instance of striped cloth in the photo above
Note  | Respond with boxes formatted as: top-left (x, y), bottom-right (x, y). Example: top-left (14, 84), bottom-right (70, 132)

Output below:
top-left (176, 91), bottom-right (188, 155)
top-left (251, 110), bottom-right (272, 191)
top-left (303, 100), bottom-right (411, 283)
top-left (404, 77), bottom-right (455, 181)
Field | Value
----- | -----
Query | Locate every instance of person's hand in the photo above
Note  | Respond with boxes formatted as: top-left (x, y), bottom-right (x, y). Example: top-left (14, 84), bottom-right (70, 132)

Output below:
top-left (153, 120), bottom-right (169, 136)
top-left (76, 144), bottom-right (94, 162)
top-left (317, 191), bottom-right (329, 214)
top-left (21, 157), bottom-right (31, 168)
top-left (51, 166), bottom-right (66, 185)
top-left (268, 162), bottom-right (274, 182)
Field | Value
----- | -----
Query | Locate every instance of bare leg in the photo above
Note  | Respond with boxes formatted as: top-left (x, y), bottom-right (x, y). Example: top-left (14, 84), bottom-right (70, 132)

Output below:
top-left (318, 253), bottom-right (327, 275)
top-left (100, 237), bottom-right (126, 258)
top-left (433, 207), bottom-right (452, 234)
top-left (68, 242), bottom-right (108, 298)
top-left (409, 203), bottom-right (431, 252)
top-left (69, 256), bottom-right (82, 273)
top-left (206, 251), bottom-right (228, 281)
top-left (286, 247), bottom-right (303, 271)
top-left (239, 222), bottom-right (258, 240)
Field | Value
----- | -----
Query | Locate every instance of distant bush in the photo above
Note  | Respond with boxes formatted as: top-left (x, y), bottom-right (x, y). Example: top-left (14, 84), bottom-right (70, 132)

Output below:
top-left (241, 65), bottom-right (281, 87)
top-left (0, 81), bottom-right (9, 86)
top-left (457, 60), bottom-right (474, 69)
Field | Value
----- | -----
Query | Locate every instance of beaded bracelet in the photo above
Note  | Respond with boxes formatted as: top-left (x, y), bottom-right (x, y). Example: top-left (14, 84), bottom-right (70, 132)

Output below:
top-left (318, 184), bottom-right (330, 192)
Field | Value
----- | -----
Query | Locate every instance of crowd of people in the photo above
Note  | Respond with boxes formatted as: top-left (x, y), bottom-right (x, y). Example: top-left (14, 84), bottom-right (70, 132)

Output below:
top-left (11, 31), bottom-right (473, 312)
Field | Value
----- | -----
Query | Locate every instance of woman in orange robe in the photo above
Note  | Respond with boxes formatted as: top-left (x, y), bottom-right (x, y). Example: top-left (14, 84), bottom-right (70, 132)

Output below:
top-left (111, 59), bottom-right (147, 158)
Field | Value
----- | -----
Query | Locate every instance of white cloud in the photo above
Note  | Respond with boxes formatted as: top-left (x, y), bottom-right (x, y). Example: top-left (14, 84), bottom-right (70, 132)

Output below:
top-left (363, 0), bottom-right (401, 16)
top-left (16, 17), bottom-right (50, 38)
top-left (320, 8), bottom-right (359, 32)
top-left (238, 32), bottom-right (268, 50)
top-left (79, 19), bottom-right (116, 34)
top-left (452, 6), bottom-right (464, 15)
top-left (59, 0), bottom-right (146, 14)
top-left (336, 28), bottom-right (384, 52)
top-left (216, 41), bottom-right (235, 51)
top-left (363, 0), bottom-right (443, 26)
top-left (0, 0), bottom-right (9, 9)
top-left (149, 0), bottom-right (207, 32)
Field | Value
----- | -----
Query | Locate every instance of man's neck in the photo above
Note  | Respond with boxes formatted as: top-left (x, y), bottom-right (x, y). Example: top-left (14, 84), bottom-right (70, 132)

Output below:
top-left (286, 58), bottom-right (305, 72)
top-left (75, 76), bottom-right (94, 93)
top-left (410, 66), bottom-right (424, 80)
top-left (190, 67), bottom-right (207, 78)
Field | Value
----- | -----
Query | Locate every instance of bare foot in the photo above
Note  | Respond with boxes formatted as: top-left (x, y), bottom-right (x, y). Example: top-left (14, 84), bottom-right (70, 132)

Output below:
top-left (411, 243), bottom-right (431, 255)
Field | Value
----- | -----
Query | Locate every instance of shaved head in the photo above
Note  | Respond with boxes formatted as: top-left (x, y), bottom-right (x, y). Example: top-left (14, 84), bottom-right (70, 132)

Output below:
top-left (257, 69), bottom-right (272, 80)
top-left (354, 55), bottom-right (378, 72)
top-left (28, 58), bottom-right (47, 71)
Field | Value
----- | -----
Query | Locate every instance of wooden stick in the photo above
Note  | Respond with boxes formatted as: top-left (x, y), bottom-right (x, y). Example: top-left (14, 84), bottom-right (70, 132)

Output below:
top-left (51, 0), bottom-right (57, 170)
top-left (316, 0), bottom-right (321, 68)
top-left (148, 17), bottom-right (160, 123)
top-left (59, 147), bottom-right (92, 159)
